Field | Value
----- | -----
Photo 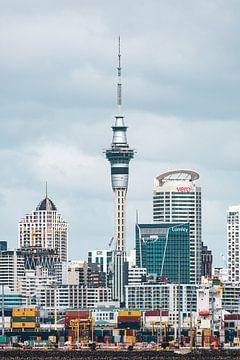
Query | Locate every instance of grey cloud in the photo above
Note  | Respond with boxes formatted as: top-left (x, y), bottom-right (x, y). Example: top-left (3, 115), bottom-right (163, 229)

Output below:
top-left (1, 0), bottom-right (240, 265)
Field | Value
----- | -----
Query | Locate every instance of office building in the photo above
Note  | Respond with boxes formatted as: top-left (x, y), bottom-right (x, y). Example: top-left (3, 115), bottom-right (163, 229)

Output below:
top-left (39, 285), bottom-right (111, 310)
top-left (0, 241), bottom-right (7, 251)
top-left (125, 283), bottom-right (197, 325)
top-left (0, 287), bottom-right (24, 308)
top-left (153, 169), bottom-right (201, 284)
top-left (0, 249), bottom-right (25, 292)
top-left (105, 39), bottom-right (134, 303)
top-left (227, 205), bottom-right (240, 282)
top-left (128, 266), bottom-right (146, 285)
top-left (222, 282), bottom-right (240, 313)
top-left (201, 242), bottom-right (213, 278)
top-left (88, 250), bottom-right (113, 274)
top-left (136, 223), bottom-right (190, 284)
top-left (18, 191), bottom-right (68, 261)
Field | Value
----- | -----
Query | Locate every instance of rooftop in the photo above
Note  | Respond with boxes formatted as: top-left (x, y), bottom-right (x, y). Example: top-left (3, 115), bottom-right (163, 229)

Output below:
top-left (155, 169), bottom-right (199, 186)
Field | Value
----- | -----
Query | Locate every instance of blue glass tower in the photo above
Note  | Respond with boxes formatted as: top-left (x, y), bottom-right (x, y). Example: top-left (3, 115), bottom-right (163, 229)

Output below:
top-left (136, 223), bottom-right (190, 284)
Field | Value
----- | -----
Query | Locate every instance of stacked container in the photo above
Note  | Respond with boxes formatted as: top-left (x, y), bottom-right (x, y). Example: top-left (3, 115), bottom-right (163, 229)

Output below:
top-left (65, 310), bottom-right (90, 328)
top-left (203, 328), bottom-right (211, 348)
top-left (118, 310), bottom-right (141, 330)
top-left (12, 308), bottom-right (38, 329)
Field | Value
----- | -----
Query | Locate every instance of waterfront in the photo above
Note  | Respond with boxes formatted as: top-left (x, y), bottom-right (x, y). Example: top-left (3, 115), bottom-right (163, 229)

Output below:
top-left (0, 350), bottom-right (239, 360)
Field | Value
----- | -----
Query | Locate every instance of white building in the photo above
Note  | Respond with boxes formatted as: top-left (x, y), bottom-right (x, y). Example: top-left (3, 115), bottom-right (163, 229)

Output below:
top-left (153, 169), bottom-right (202, 284)
top-left (87, 250), bottom-right (112, 274)
top-left (128, 266), bottom-right (146, 285)
top-left (18, 193), bottom-right (68, 261)
top-left (125, 283), bottom-right (197, 326)
top-left (227, 205), bottom-right (240, 282)
top-left (0, 250), bottom-right (25, 292)
top-left (39, 285), bottom-right (111, 310)
top-left (20, 268), bottom-right (56, 306)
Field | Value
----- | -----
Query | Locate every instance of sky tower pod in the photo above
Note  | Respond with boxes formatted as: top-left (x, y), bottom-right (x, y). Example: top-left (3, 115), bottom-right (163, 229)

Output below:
top-left (105, 38), bottom-right (135, 305)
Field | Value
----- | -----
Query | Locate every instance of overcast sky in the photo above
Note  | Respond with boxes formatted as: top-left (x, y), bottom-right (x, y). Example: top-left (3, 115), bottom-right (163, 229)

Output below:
top-left (1, 0), bottom-right (239, 266)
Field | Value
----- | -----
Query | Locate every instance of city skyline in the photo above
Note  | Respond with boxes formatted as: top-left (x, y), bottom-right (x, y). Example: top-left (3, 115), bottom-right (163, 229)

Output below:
top-left (1, 1), bottom-right (240, 265)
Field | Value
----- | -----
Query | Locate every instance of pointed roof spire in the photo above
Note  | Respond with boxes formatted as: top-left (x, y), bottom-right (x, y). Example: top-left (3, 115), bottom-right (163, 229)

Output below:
top-left (36, 182), bottom-right (57, 211)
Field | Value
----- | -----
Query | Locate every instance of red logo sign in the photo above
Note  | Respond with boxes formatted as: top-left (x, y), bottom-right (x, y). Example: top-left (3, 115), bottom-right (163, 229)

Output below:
top-left (177, 187), bottom-right (192, 192)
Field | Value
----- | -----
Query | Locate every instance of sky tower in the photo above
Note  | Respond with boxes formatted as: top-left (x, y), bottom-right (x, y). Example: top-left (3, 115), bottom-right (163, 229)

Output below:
top-left (105, 38), bottom-right (134, 304)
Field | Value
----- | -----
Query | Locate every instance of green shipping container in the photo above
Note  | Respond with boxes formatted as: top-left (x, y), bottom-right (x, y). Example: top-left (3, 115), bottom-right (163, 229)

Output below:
top-left (0, 335), bottom-right (8, 343)
top-left (12, 316), bottom-right (36, 322)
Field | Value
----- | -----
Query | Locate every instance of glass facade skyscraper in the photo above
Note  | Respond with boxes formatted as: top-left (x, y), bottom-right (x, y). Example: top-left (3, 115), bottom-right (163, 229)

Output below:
top-left (153, 170), bottom-right (201, 284)
top-left (136, 223), bottom-right (190, 284)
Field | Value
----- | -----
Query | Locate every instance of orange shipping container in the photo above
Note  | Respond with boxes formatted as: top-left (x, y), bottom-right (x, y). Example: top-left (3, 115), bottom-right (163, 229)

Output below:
top-left (118, 310), bottom-right (141, 317)
top-left (12, 322), bottom-right (36, 329)
top-left (12, 308), bottom-right (37, 317)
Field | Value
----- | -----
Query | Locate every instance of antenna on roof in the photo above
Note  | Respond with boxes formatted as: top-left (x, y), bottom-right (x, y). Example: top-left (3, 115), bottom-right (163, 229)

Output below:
top-left (117, 36), bottom-right (122, 115)
top-left (45, 181), bottom-right (48, 199)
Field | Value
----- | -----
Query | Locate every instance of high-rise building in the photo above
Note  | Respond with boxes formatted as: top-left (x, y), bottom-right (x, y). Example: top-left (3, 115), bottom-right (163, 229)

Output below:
top-left (136, 223), bottom-right (190, 284)
top-left (201, 242), bottom-right (213, 278)
top-left (0, 249), bottom-right (25, 292)
top-left (88, 250), bottom-right (113, 274)
top-left (128, 266), bottom-right (146, 285)
top-left (153, 170), bottom-right (201, 284)
top-left (105, 39), bottom-right (134, 304)
top-left (18, 191), bottom-right (68, 261)
top-left (227, 205), bottom-right (240, 283)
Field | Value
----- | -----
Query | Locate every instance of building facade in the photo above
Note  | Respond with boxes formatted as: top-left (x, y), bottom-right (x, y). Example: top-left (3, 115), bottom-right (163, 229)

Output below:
top-left (39, 285), bottom-right (112, 309)
top-left (0, 250), bottom-right (25, 292)
top-left (201, 242), bottom-right (213, 278)
top-left (136, 223), bottom-right (190, 284)
top-left (88, 250), bottom-right (113, 274)
top-left (153, 169), bottom-right (201, 284)
top-left (0, 241), bottom-right (7, 251)
top-left (128, 267), bottom-right (147, 285)
top-left (125, 283), bottom-right (197, 326)
top-left (227, 205), bottom-right (240, 283)
top-left (18, 193), bottom-right (68, 261)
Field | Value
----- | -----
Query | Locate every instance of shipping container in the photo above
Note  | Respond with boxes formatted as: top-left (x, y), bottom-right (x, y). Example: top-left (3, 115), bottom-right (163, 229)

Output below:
top-left (203, 328), bottom-right (211, 336)
top-left (12, 316), bottom-right (36, 322)
top-left (125, 329), bottom-right (135, 336)
top-left (145, 310), bottom-right (168, 317)
top-left (195, 335), bottom-right (202, 347)
top-left (112, 329), bottom-right (120, 336)
top-left (0, 309), bottom-right (12, 317)
top-left (65, 310), bottom-right (90, 319)
top-left (12, 308), bottom-right (37, 317)
top-left (48, 336), bottom-right (56, 343)
top-left (118, 310), bottom-right (141, 317)
top-left (124, 335), bottom-right (136, 343)
top-left (104, 335), bottom-right (110, 343)
top-left (12, 322), bottom-right (36, 329)
top-left (118, 316), bottom-right (141, 322)
top-left (114, 335), bottom-right (121, 343)
top-left (118, 322), bottom-right (140, 330)
top-left (0, 336), bottom-right (8, 344)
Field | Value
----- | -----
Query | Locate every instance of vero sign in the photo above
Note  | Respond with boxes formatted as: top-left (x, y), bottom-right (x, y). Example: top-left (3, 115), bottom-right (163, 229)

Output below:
top-left (177, 187), bottom-right (192, 192)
